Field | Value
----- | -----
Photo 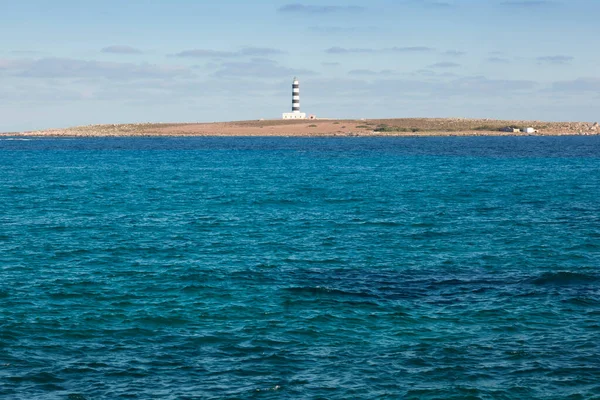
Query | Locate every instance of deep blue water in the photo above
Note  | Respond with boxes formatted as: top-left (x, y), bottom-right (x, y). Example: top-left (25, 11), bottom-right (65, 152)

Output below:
top-left (1, 136), bottom-right (599, 399)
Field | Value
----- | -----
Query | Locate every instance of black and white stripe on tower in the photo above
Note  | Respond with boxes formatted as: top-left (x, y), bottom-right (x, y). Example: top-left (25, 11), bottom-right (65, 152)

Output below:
top-left (292, 77), bottom-right (300, 112)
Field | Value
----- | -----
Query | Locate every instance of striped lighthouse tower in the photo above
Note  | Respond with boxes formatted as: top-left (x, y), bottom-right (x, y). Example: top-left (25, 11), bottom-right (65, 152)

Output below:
top-left (283, 77), bottom-right (307, 119)
top-left (292, 77), bottom-right (300, 112)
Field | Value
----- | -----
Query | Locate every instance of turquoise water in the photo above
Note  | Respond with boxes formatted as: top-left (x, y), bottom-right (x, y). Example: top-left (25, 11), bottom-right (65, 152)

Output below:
top-left (1, 136), bottom-right (599, 399)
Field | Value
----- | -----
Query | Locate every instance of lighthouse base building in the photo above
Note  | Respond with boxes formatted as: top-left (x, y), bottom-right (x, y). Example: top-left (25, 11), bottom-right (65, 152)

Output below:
top-left (282, 111), bottom-right (306, 120)
top-left (282, 77), bottom-right (307, 120)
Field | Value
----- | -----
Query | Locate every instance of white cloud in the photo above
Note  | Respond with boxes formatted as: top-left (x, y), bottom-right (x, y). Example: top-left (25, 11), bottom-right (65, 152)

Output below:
top-left (3, 57), bottom-right (193, 80)
top-left (213, 58), bottom-right (316, 78)
top-left (537, 55), bottom-right (574, 65)
top-left (172, 47), bottom-right (286, 58)
top-left (101, 45), bottom-right (143, 55)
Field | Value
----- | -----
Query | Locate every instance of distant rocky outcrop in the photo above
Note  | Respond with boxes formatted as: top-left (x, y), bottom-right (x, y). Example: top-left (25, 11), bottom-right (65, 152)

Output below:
top-left (3, 118), bottom-right (600, 137)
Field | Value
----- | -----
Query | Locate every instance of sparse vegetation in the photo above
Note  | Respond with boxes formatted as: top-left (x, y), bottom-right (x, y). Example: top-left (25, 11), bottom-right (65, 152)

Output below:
top-left (375, 126), bottom-right (421, 133)
top-left (4, 118), bottom-right (590, 137)
top-left (474, 125), bottom-right (504, 131)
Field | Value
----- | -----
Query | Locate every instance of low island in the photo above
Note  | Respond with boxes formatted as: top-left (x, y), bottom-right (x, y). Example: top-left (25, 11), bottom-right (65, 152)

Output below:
top-left (2, 118), bottom-right (599, 137)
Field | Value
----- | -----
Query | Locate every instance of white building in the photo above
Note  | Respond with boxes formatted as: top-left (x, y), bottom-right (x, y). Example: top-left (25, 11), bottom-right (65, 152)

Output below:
top-left (282, 77), bottom-right (307, 119)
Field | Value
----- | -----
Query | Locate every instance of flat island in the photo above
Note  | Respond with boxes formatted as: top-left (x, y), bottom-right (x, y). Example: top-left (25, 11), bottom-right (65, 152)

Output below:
top-left (3, 118), bottom-right (600, 137)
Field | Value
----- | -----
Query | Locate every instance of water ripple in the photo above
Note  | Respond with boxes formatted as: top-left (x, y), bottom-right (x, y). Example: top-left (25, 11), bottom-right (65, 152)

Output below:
top-left (1, 137), bottom-right (599, 399)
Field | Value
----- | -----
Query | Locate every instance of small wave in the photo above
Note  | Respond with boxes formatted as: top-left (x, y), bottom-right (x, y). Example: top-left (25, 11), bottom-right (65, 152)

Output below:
top-left (473, 308), bottom-right (510, 318)
top-left (67, 394), bottom-right (89, 400)
top-left (428, 278), bottom-right (498, 287)
top-left (562, 296), bottom-right (600, 306)
top-left (283, 286), bottom-right (377, 299)
top-left (47, 291), bottom-right (88, 300)
top-left (7, 371), bottom-right (65, 384)
top-left (133, 315), bottom-right (191, 326)
top-left (254, 263), bottom-right (278, 269)
top-left (527, 271), bottom-right (599, 286)
top-left (0, 138), bottom-right (33, 141)
top-left (255, 385), bottom-right (282, 393)
top-left (181, 284), bottom-right (211, 292)
top-left (184, 335), bottom-right (225, 345)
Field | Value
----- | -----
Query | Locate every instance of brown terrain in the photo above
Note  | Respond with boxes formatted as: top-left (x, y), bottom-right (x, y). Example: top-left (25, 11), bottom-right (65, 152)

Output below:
top-left (2, 118), bottom-right (600, 137)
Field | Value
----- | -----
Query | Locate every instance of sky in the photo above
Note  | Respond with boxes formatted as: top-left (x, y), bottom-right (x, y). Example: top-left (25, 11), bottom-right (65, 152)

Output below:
top-left (1, 0), bottom-right (599, 131)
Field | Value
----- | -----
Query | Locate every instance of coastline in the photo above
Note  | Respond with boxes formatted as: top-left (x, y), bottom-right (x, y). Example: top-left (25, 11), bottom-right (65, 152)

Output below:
top-left (2, 118), bottom-right (599, 137)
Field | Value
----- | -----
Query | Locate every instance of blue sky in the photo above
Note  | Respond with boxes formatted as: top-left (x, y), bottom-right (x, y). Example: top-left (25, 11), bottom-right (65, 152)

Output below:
top-left (1, 0), bottom-right (599, 131)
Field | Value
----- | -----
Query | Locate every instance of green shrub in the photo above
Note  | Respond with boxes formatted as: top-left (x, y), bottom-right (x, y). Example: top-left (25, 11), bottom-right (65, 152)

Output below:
top-left (474, 125), bottom-right (503, 131)
top-left (374, 126), bottom-right (416, 133)
top-left (308, 124), bottom-right (317, 128)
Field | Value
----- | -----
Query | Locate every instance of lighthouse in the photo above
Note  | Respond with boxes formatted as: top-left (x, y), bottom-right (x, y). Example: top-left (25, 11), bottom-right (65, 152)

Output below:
top-left (292, 77), bottom-right (300, 112)
top-left (282, 77), bottom-right (307, 119)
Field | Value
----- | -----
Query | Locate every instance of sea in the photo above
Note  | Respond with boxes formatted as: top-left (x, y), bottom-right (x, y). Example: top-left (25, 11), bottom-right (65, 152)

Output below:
top-left (1, 136), bottom-right (599, 399)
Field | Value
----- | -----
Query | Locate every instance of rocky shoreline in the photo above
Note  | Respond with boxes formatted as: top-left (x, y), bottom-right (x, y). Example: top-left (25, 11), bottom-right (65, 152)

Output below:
top-left (2, 118), bottom-right (599, 137)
